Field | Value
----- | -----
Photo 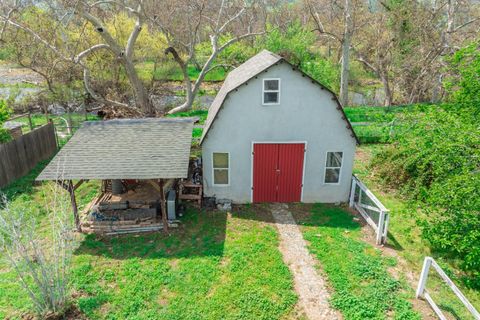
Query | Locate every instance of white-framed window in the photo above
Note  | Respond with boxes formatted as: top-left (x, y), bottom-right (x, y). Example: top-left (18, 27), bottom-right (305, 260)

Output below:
top-left (212, 152), bottom-right (229, 186)
top-left (262, 78), bottom-right (280, 105)
top-left (324, 152), bottom-right (343, 184)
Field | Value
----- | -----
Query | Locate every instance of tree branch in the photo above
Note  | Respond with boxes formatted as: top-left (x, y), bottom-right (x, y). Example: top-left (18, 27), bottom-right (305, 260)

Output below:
top-left (125, 1), bottom-right (144, 59)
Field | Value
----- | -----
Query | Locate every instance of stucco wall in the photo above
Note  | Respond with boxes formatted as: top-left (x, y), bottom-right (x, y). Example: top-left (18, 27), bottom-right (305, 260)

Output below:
top-left (202, 62), bottom-right (357, 203)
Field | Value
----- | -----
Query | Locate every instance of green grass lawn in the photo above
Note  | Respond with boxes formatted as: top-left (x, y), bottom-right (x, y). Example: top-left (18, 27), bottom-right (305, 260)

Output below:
top-left (354, 145), bottom-right (480, 320)
top-left (13, 113), bottom-right (99, 133)
top-left (291, 203), bottom-right (421, 319)
top-left (0, 162), bottom-right (298, 319)
top-left (71, 208), bottom-right (297, 319)
top-left (344, 105), bottom-right (436, 144)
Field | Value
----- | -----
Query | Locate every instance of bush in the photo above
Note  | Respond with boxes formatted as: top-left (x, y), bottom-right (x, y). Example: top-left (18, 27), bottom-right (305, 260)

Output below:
top-left (371, 107), bottom-right (480, 284)
top-left (0, 128), bottom-right (12, 143)
top-left (0, 99), bottom-right (12, 123)
top-left (0, 100), bottom-right (12, 143)
top-left (444, 40), bottom-right (480, 114)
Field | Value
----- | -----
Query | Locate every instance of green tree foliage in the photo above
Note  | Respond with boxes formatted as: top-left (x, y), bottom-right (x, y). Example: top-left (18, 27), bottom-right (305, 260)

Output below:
top-left (372, 41), bottom-right (480, 285)
top-left (372, 108), bottom-right (480, 285)
top-left (0, 100), bottom-right (13, 143)
top-left (258, 23), bottom-right (340, 92)
top-left (444, 40), bottom-right (480, 114)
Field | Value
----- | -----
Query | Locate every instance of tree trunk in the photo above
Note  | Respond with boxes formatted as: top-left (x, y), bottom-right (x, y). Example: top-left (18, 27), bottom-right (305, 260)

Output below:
top-left (123, 59), bottom-right (154, 116)
top-left (380, 72), bottom-right (392, 106)
top-left (339, 0), bottom-right (352, 107)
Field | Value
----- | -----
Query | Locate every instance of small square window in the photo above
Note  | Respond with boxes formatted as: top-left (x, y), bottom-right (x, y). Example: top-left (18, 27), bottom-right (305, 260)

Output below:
top-left (324, 152), bottom-right (343, 184)
top-left (213, 152), bottom-right (229, 185)
top-left (262, 79), bottom-right (280, 105)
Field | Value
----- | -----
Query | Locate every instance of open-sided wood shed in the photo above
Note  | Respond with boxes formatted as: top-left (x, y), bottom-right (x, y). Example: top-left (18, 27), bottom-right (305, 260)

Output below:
top-left (36, 117), bottom-right (194, 233)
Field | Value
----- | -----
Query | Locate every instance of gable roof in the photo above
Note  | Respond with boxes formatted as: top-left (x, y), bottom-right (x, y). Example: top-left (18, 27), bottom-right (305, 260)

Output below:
top-left (200, 49), bottom-right (359, 145)
top-left (36, 118), bottom-right (194, 181)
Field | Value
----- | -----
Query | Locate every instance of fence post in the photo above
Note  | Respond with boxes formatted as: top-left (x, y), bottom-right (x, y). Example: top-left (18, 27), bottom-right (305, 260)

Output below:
top-left (349, 177), bottom-right (356, 208)
top-left (376, 210), bottom-right (386, 245)
top-left (416, 257), bottom-right (433, 298)
top-left (27, 112), bottom-right (34, 131)
top-left (382, 213), bottom-right (390, 244)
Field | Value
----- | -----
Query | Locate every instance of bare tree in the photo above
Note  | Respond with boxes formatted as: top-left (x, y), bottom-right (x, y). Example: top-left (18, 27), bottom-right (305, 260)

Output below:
top-left (148, 0), bottom-right (268, 114)
top-left (0, 184), bottom-right (77, 317)
top-left (0, 0), bottom-right (156, 115)
top-left (307, 0), bottom-right (361, 106)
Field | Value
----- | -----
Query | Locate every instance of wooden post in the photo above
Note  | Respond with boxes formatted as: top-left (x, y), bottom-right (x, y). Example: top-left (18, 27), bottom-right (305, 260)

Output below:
top-left (159, 179), bottom-right (168, 233)
top-left (349, 176), bottom-right (356, 208)
top-left (68, 180), bottom-right (81, 232)
top-left (27, 113), bottom-right (34, 131)
top-left (416, 257), bottom-right (432, 298)
top-left (56, 180), bottom-right (81, 232)
top-left (376, 210), bottom-right (386, 245)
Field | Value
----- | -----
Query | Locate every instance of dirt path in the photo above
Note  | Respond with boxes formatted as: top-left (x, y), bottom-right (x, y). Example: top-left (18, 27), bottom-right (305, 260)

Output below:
top-left (270, 203), bottom-right (341, 320)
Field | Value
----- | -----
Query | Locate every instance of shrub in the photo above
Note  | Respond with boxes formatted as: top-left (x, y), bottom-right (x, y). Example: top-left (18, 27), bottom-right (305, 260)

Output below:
top-left (371, 107), bottom-right (480, 284)
top-left (444, 40), bottom-right (480, 114)
top-left (0, 186), bottom-right (78, 317)
top-left (0, 99), bottom-right (12, 123)
top-left (0, 100), bottom-right (12, 143)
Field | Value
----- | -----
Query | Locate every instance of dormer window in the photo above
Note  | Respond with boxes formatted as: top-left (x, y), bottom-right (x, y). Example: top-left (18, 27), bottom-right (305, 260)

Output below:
top-left (262, 78), bottom-right (280, 105)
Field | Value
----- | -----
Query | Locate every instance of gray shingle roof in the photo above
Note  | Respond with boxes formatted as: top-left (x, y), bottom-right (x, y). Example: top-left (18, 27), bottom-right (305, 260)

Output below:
top-left (37, 118), bottom-right (194, 181)
top-left (200, 50), bottom-right (282, 144)
top-left (200, 49), bottom-right (359, 144)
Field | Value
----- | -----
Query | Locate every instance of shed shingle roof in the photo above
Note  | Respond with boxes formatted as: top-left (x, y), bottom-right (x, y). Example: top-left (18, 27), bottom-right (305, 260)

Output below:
top-left (200, 49), bottom-right (359, 144)
top-left (37, 118), bottom-right (194, 181)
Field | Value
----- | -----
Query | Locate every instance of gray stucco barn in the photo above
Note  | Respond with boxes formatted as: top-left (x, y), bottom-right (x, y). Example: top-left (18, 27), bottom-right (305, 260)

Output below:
top-left (201, 50), bottom-right (358, 204)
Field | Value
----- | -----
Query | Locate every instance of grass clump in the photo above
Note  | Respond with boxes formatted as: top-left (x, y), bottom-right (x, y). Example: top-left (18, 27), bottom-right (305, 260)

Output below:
top-left (294, 203), bottom-right (420, 320)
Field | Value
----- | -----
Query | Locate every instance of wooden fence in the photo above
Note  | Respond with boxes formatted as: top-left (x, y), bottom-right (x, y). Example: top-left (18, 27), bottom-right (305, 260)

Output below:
top-left (349, 175), bottom-right (390, 245)
top-left (0, 123), bottom-right (57, 188)
top-left (416, 257), bottom-right (480, 319)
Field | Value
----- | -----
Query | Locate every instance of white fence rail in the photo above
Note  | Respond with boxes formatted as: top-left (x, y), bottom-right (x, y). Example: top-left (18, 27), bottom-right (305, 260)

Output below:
top-left (416, 257), bottom-right (480, 320)
top-left (349, 175), bottom-right (390, 245)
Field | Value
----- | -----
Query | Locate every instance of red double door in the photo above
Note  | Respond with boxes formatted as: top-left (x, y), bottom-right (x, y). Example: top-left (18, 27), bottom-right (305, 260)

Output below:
top-left (253, 143), bottom-right (305, 203)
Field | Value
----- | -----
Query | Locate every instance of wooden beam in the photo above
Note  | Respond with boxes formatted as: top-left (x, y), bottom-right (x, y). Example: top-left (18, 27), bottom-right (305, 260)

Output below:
top-left (147, 179), bottom-right (168, 233)
top-left (73, 179), bottom-right (86, 191)
top-left (159, 179), bottom-right (168, 233)
top-left (56, 180), bottom-right (81, 232)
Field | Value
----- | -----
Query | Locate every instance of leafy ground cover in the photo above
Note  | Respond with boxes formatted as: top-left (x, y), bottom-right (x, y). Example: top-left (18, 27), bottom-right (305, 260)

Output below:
top-left (355, 145), bottom-right (480, 320)
top-left (290, 203), bottom-right (421, 320)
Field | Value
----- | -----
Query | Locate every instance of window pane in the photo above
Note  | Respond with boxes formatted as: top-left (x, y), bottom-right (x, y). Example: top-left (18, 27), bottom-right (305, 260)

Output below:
top-left (214, 169), bottom-right (229, 185)
top-left (213, 153), bottom-right (228, 168)
top-left (264, 92), bottom-right (279, 104)
top-left (326, 152), bottom-right (343, 167)
top-left (264, 79), bottom-right (279, 90)
top-left (325, 168), bottom-right (340, 183)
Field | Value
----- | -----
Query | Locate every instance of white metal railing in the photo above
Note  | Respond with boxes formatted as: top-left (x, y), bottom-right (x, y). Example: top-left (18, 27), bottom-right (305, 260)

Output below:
top-left (349, 175), bottom-right (390, 245)
top-left (416, 257), bottom-right (480, 320)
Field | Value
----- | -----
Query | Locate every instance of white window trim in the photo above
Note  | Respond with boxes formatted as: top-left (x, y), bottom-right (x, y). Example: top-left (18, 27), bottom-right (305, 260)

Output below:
top-left (324, 151), bottom-right (343, 185)
top-left (212, 152), bottom-right (230, 187)
top-left (262, 78), bottom-right (281, 105)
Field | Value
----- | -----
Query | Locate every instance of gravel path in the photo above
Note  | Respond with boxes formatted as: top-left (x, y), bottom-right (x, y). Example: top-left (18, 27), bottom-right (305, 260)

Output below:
top-left (271, 203), bottom-right (341, 320)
